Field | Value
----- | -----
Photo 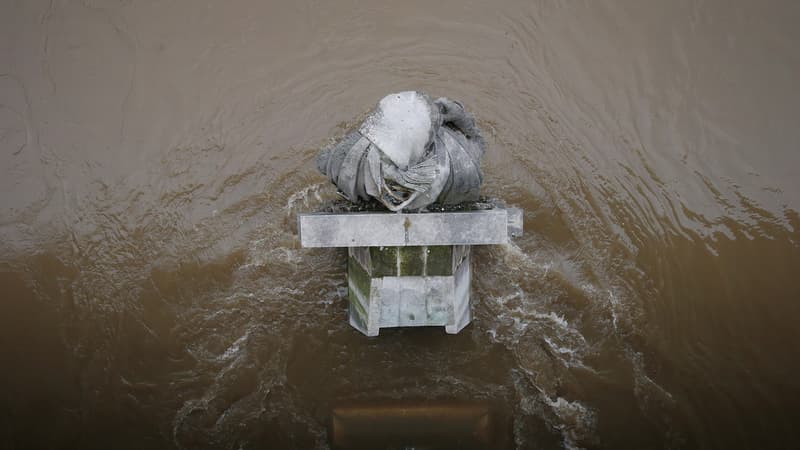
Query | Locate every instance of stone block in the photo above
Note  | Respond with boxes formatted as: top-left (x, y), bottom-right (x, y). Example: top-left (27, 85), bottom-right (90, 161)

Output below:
top-left (369, 247), bottom-right (397, 277)
top-left (347, 245), bottom-right (471, 336)
top-left (298, 206), bottom-right (523, 336)
top-left (398, 247), bottom-right (425, 276)
top-left (425, 245), bottom-right (453, 276)
top-left (298, 208), bottom-right (520, 247)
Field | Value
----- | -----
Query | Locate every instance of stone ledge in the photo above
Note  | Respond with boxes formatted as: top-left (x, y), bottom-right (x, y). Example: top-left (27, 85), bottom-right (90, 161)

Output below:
top-left (299, 207), bottom-right (522, 248)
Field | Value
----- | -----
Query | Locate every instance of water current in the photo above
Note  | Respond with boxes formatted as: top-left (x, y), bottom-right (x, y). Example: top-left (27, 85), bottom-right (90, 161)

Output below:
top-left (1, 1), bottom-right (799, 448)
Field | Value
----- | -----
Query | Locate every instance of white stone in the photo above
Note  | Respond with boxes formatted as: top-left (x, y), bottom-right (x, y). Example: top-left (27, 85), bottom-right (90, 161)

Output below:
top-left (351, 250), bottom-right (471, 337)
top-left (359, 91), bottom-right (434, 170)
top-left (299, 208), bottom-right (521, 248)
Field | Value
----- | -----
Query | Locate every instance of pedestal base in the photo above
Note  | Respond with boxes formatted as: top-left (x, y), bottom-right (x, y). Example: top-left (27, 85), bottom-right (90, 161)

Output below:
top-left (298, 205), bottom-right (523, 336)
top-left (347, 245), bottom-right (472, 336)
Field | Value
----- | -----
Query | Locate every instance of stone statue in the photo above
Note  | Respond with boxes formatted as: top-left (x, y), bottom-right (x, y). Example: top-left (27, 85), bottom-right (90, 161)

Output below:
top-left (317, 91), bottom-right (485, 211)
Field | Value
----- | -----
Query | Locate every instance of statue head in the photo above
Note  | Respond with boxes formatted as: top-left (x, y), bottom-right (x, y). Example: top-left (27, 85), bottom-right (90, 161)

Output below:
top-left (359, 91), bottom-right (440, 170)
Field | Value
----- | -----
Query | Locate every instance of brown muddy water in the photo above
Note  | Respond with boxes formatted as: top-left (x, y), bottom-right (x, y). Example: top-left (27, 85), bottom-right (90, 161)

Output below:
top-left (1, 1), bottom-right (799, 449)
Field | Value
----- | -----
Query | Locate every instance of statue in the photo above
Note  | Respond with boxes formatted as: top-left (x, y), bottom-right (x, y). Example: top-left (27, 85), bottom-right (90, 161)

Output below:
top-left (317, 91), bottom-right (485, 211)
top-left (302, 92), bottom-right (521, 336)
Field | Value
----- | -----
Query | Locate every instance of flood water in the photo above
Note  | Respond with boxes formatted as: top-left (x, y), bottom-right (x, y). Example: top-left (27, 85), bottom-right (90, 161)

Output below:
top-left (2, 1), bottom-right (799, 449)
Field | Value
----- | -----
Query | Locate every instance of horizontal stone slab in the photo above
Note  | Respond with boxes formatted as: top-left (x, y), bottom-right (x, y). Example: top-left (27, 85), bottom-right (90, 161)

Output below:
top-left (299, 207), bottom-right (522, 248)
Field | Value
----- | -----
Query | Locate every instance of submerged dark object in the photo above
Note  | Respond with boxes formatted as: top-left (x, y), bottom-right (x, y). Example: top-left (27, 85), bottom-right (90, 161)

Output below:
top-left (317, 91), bottom-right (485, 211)
top-left (330, 400), bottom-right (511, 450)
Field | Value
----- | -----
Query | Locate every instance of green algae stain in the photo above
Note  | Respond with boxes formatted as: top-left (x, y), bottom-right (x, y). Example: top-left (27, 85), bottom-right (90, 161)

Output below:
top-left (426, 246), bottom-right (453, 276)
top-left (369, 247), bottom-right (398, 276)
top-left (399, 246), bottom-right (425, 276)
top-left (348, 256), bottom-right (372, 297)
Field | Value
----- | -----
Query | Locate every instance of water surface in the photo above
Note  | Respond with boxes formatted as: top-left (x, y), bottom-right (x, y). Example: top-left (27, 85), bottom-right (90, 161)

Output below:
top-left (1, 0), bottom-right (799, 448)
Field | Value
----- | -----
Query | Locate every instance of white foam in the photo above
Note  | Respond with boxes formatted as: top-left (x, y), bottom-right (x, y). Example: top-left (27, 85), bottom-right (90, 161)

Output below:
top-left (285, 182), bottom-right (324, 213)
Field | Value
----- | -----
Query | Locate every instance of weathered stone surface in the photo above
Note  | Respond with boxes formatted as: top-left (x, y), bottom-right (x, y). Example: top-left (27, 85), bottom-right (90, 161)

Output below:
top-left (358, 91), bottom-right (435, 170)
top-left (299, 208), bottom-right (521, 248)
top-left (447, 247), bottom-right (472, 334)
top-left (347, 255), bottom-right (371, 333)
top-left (304, 207), bottom-right (522, 336)
top-left (349, 247), bottom-right (372, 275)
top-left (398, 247), bottom-right (425, 276)
top-left (316, 91), bottom-right (484, 211)
top-left (369, 247), bottom-right (397, 277)
top-left (347, 245), bottom-right (471, 336)
top-left (425, 246), bottom-right (453, 276)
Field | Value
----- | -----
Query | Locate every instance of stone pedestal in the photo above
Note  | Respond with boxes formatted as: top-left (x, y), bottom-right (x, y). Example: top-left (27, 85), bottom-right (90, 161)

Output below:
top-left (347, 245), bottom-right (472, 336)
top-left (298, 206), bottom-right (522, 336)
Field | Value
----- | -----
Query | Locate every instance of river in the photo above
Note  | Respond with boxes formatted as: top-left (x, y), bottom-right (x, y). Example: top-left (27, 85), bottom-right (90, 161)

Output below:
top-left (1, 0), bottom-right (799, 448)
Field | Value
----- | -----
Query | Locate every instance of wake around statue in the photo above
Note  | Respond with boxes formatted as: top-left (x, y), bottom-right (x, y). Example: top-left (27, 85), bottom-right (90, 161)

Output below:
top-left (317, 91), bottom-right (486, 211)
